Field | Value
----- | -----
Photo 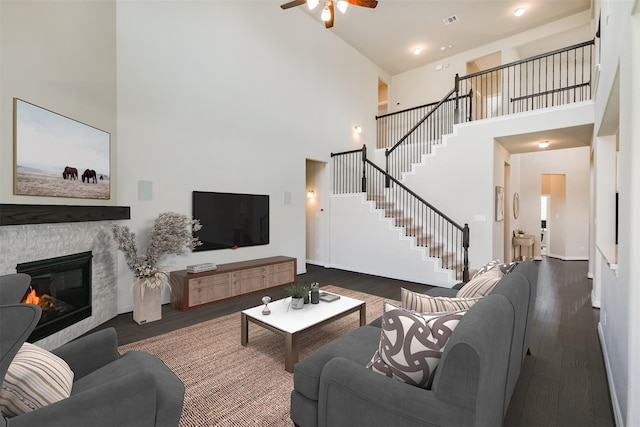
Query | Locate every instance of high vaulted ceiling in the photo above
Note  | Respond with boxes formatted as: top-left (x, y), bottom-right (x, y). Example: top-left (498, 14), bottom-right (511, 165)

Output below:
top-left (295, 0), bottom-right (593, 75)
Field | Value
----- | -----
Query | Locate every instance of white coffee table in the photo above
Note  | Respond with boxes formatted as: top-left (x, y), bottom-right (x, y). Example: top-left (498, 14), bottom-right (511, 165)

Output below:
top-left (240, 291), bottom-right (366, 372)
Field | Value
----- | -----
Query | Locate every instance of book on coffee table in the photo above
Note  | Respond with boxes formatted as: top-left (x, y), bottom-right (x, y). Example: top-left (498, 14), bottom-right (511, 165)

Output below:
top-left (319, 292), bottom-right (340, 302)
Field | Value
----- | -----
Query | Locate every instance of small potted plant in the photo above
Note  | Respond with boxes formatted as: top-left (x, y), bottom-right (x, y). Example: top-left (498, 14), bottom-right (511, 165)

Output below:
top-left (283, 283), bottom-right (309, 310)
top-left (516, 229), bottom-right (526, 237)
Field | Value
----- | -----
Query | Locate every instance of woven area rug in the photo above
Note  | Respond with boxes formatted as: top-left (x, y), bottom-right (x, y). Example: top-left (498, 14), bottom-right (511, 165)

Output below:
top-left (119, 285), bottom-right (394, 427)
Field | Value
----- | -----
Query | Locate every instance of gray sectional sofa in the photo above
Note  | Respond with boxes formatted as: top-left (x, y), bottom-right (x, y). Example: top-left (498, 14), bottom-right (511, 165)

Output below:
top-left (290, 261), bottom-right (538, 427)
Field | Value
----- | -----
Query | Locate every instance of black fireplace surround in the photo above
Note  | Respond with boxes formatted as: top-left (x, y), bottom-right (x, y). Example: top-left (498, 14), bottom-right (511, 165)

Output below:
top-left (18, 251), bottom-right (93, 342)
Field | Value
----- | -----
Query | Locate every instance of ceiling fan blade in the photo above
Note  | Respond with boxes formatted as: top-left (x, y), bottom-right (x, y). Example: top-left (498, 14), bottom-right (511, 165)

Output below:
top-left (347, 0), bottom-right (378, 8)
top-left (280, 0), bottom-right (306, 10)
top-left (325, 2), bottom-right (334, 28)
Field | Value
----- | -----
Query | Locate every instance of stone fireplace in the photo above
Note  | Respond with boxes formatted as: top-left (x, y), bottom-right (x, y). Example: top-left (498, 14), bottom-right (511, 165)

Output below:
top-left (0, 204), bottom-right (129, 350)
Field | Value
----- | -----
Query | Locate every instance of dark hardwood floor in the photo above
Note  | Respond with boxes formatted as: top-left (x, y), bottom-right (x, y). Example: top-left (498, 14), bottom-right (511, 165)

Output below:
top-left (96, 257), bottom-right (614, 426)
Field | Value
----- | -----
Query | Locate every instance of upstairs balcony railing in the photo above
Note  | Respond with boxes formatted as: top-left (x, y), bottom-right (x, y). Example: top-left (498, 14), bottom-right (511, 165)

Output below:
top-left (459, 39), bottom-right (594, 121)
top-left (377, 39), bottom-right (595, 181)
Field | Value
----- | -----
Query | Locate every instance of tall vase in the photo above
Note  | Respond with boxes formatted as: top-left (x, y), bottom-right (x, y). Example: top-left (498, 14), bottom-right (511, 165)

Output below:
top-left (133, 278), bottom-right (162, 325)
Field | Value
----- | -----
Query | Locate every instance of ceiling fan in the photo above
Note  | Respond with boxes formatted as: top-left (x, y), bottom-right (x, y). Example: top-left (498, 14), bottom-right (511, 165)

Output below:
top-left (280, 0), bottom-right (378, 29)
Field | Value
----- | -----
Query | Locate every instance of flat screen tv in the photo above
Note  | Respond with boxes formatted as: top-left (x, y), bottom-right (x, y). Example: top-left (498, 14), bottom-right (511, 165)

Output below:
top-left (192, 191), bottom-right (269, 251)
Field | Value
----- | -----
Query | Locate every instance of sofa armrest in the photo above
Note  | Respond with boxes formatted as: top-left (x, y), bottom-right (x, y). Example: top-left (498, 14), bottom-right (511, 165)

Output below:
top-left (318, 357), bottom-right (474, 427)
top-left (5, 369), bottom-right (158, 427)
top-left (51, 328), bottom-right (119, 381)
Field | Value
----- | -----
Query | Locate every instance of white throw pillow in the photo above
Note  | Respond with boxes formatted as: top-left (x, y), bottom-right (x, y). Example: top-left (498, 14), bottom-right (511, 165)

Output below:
top-left (401, 288), bottom-right (481, 313)
top-left (456, 267), bottom-right (502, 298)
top-left (0, 342), bottom-right (74, 417)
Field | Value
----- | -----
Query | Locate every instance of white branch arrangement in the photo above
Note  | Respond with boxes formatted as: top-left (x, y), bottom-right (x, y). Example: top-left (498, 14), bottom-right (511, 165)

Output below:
top-left (112, 212), bottom-right (202, 291)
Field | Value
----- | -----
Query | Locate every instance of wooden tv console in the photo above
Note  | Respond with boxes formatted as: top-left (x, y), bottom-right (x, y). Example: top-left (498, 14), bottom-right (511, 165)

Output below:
top-left (169, 256), bottom-right (296, 311)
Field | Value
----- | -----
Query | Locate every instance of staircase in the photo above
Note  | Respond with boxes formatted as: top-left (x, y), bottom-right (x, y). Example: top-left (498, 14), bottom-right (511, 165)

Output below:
top-left (331, 39), bottom-right (595, 285)
top-left (332, 146), bottom-right (469, 283)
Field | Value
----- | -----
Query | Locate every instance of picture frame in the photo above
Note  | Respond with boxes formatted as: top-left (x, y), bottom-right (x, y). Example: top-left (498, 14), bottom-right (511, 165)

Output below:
top-left (13, 98), bottom-right (111, 200)
top-left (495, 186), bottom-right (504, 222)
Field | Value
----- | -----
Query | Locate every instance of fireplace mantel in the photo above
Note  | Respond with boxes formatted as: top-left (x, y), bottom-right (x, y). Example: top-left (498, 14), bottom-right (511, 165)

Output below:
top-left (0, 204), bottom-right (130, 226)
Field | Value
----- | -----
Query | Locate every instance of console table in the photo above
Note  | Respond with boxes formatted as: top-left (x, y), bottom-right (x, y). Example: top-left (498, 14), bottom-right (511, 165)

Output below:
top-left (512, 235), bottom-right (535, 262)
top-left (170, 256), bottom-right (296, 311)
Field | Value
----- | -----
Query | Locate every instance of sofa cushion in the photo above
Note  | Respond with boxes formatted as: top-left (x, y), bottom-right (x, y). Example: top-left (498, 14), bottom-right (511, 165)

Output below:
top-left (367, 302), bottom-right (465, 389)
top-left (293, 325), bottom-right (382, 402)
top-left (401, 288), bottom-right (481, 313)
top-left (70, 350), bottom-right (184, 427)
top-left (456, 267), bottom-right (502, 298)
top-left (0, 343), bottom-right (74, 417)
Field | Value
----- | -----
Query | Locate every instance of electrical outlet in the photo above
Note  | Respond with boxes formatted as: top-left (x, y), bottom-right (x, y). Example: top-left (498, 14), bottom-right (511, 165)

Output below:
top-left (602, 310), bottom-right (607, 325)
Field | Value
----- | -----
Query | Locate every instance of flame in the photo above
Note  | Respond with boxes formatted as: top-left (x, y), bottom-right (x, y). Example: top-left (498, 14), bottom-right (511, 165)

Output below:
top-left (22, 288), bottom-right (41, 305)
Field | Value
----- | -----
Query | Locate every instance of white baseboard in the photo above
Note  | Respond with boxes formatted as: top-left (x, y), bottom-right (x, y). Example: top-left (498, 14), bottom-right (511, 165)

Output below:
top-left (598, 322), bottom-right (625, 427)
top-left (545, 254), bottom-right (589, 261)
top-left (591, 289), bottom-right (601, 308)
top-left (327, 262), bottom-right (449, 287)
top-left (306, 259), bottom-right (330, 268)
top-left (118, 303), bottom-right (133, 315)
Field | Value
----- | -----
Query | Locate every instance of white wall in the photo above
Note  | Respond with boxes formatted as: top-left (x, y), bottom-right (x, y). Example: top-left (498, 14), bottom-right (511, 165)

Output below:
top-left (0, 0), bottom-right (117, 204)
top-left (0, 1), bottom-right (390, 313)
top-left (114, 1), bottom-right (388, 311)
top-left (592, 0), bottom-right (640, 425)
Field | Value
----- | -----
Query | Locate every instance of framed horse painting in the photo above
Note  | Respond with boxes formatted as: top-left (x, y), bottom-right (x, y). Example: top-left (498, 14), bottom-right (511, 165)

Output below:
top-left (13, 98), bottom-right (111, 200)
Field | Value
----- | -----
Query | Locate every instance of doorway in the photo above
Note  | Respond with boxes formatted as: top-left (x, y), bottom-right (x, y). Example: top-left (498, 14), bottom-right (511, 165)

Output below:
top-left (541, 174), bottom-right (566, 259)
top-left (504, 161), bottom-right (511, 262)
top-left (306, 159), bottom-right (328, 267)
top-left (466, 51), bottom-right (502, 120)
top-left (540, 195), bottom-right (549, 256)
top-left (378, 79), bottom-right (388, 116)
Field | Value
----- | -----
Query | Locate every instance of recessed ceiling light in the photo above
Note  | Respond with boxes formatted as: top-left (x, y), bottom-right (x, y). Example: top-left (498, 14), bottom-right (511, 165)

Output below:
top-left (440, 46), bottom-right (446, 51)
top-left (514, 7), bottom-right (526, 17)
top-left (412, 47), bottom-right (422, 55)
top-left (538, 140), bottom-right (550, 148)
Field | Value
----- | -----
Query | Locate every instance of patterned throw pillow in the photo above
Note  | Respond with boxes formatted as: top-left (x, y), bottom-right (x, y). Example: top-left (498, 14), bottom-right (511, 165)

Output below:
top-left (400, 288), bottom-right (481, 313)
top-left (0, 343), bottom-right (74, 417)
top-left (456, 267), bottom-right (502, 298)
top-left (367, 302), bottom-right (465, 389)
top-left (471, 259), bottom-right (516, 279)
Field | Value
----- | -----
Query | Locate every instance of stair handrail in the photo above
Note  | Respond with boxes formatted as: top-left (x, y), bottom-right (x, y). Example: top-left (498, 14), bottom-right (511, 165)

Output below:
top-left (331, 145), bottom-right (470, 281)
top-left (369, 156), bottom-right (465, 231)
top-left (385, 86), bottom-right (457, 158)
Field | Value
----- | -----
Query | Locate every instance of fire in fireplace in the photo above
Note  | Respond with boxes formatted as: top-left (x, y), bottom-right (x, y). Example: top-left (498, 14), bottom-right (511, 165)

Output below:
top-left (18, 251), bottom-right (92, 342)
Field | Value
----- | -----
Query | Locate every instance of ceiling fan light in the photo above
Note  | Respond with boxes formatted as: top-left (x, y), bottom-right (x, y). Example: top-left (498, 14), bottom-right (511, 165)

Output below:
top-left (307, 0), bottom-right (319, 10)
top-left (321, 3), bottom-right (332, 21)
top-left (337, 0), bottom-right (349, 14)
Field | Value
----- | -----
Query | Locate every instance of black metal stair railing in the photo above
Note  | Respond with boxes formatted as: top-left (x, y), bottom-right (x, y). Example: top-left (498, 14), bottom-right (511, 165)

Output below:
top-left (383, 87), bottom-right (472, 183)
top-left (458, 39), bottom-right (594, 120)
top-left (332, 145), bottom-right (470, 282)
